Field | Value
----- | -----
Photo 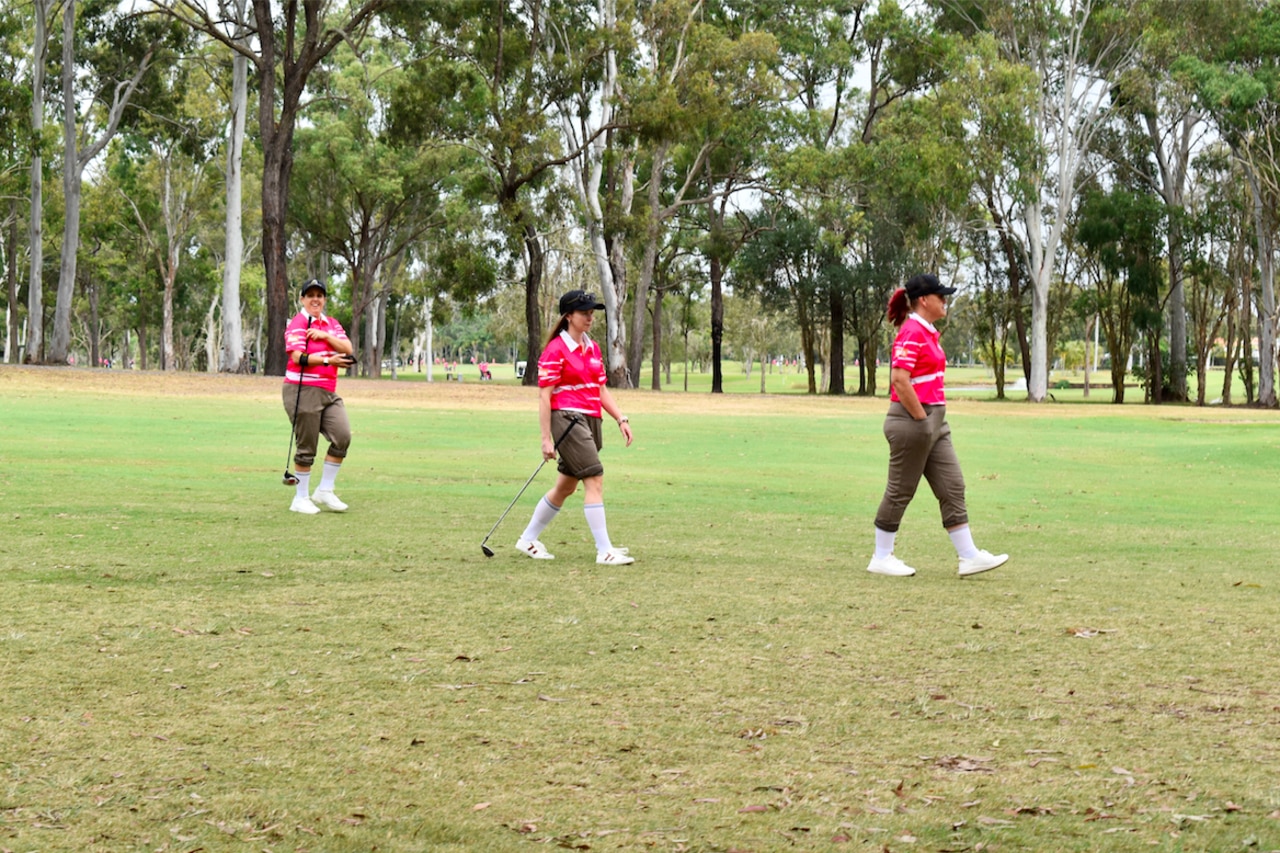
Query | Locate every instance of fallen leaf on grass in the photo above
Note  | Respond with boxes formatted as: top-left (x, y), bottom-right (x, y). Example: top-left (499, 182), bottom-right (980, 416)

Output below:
top-left (738, 804), bottom-right (770, 813)
top-left (538, 694), bottom-right (565, 702)
top-left (473, 802), bottom-right (490, 811)
top-left (934, 755), bottom-right (994, 773)
top-left (1223, 802), bottom-right (1243, 812)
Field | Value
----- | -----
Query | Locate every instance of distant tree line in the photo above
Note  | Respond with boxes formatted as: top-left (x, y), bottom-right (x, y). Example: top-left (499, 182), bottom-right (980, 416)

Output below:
top-left (1, 0), bottom-right (1277, 406)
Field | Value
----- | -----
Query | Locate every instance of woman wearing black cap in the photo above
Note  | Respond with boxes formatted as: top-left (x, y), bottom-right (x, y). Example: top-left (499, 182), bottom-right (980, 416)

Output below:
top-left (866, 273), bottom-right (1009, 578)
top-left (514, 290), bottom-right (635, 564)
top-left (283, 278), bottom-right (356, 514)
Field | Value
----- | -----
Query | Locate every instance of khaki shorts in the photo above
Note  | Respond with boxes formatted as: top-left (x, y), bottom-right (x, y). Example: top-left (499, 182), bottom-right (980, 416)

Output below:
top-left (552, 410), bottom-right (603, 479)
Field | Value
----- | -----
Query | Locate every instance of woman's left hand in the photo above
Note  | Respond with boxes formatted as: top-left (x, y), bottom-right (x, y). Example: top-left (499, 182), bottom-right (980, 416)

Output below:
top-left (619, 420), bottom-right (633, 447)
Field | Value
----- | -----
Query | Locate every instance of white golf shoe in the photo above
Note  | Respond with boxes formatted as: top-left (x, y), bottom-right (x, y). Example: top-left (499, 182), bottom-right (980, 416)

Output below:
top-left (866, 554), bottom-right (916, 577)
top-left (958, 550), bottom-right (1008, 577)
top-left (516, 538), bottom-right (555, 559)
top-left (290, 495), bottom-right (321, 515)
top-left (312, 490), bottom-right (348, 512)
top-left (597, 547), bottom-right (635, 565)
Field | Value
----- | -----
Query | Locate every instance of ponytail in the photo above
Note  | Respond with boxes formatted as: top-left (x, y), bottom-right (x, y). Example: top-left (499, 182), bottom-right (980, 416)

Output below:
top-left (546, 314), bottom-right (571, 346)
top-left (886, 288), bottom-right (910, 327)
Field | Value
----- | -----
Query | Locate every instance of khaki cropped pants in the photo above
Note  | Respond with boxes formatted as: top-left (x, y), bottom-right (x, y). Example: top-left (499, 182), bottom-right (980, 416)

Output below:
top-left (282, 383), bottom-right (351, 469)
top-left (874, 402), bottom-right (968, 533)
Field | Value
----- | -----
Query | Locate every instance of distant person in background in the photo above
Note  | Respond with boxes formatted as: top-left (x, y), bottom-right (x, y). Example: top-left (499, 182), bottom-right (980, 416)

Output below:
top-left (866, 273), bottom-right (1008, 578)
top-left (515, 290), bottom-right (635, 565)
top-left (283, 278), bottom-right (357, 514)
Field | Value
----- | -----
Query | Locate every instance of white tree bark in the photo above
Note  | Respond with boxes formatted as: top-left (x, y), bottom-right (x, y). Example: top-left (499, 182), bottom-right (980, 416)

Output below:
top-left (1245, 165), bottom-right (1277, 407)
top-left (50, 0), bottom-right (155, 364)
top-left (1014, 0), bottom-right (1139, 401)
top-left (554, 0), bottom-right (631, 386)
top-left (26, 0), bottom-right (50, 363)
top-left (219, 0), bottom-right (250, 372)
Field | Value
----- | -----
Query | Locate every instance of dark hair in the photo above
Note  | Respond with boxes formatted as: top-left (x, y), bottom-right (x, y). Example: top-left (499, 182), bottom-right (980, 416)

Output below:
top-left (886, 288), bottom-right (911, 327)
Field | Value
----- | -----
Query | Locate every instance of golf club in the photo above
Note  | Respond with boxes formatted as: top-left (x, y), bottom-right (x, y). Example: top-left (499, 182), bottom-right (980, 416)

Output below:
top-left (281, 314), bottom-right (312, 486)
top-left (480, 415), bottom-right (581, 557)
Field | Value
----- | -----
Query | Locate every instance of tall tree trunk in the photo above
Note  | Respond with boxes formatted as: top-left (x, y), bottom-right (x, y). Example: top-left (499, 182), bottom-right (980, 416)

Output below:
top-left (51, 0), bottom-right (153, 364)
top-left (5, 201), bottom-right (17, 363)
top-left (1246, 166), bottom-right (1276, 407)
top-left (220, 0), bottom-right (249, 372)
top-left (51, 0), bottom-right (79, 365)
top-left (522, 222), bottom-right (543, 386)
top-left (828, 290), bottom-right (845, 395)
top-left (88, 277), bottom-right (99, 367)
top-left (26, 0), bottom-right (48, 364)
top-left (709, 253), bottom-right (724, 394)
top-left (650, 287), bottom-right (663, 391)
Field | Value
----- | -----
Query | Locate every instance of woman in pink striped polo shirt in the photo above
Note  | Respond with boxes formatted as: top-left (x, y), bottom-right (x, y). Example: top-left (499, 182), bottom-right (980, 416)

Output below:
top-left (514, 290), bottom-right (635, 565)
top-left (866, 274), bottom-right (1009, 579)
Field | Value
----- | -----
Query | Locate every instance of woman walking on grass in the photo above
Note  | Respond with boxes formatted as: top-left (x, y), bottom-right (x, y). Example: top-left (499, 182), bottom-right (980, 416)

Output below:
top-left (515, 290), bottom-right (635, 565)
top-left (867, 274), bottom-right (1009, 578)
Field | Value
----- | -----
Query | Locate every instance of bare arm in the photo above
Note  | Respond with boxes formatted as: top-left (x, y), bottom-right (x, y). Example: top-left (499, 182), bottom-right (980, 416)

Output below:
top-left (539, 386), bottom-right (556, 459)
top-left (599, 386), bottom-right (633, 446)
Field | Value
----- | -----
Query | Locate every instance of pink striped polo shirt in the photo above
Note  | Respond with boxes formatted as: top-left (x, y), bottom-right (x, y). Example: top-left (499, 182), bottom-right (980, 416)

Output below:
top-left (538, 331), bottom-right (606, 417)
top-left (283, 311), bottom-right (349, 393)
top-left (889, 313), bottom-right (947, 405)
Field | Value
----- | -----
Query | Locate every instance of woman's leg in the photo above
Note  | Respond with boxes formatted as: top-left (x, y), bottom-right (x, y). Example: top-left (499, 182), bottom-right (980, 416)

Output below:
top-left (517, 473), bottom-right (579, 553)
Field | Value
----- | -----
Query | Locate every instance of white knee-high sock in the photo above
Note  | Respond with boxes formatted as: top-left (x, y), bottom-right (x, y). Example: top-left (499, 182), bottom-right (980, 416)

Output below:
top-left (874, 527), bottom-right (896, 559)
top-left (520, 496), bottom-right (561, 542)
top-left (295, 471), bottom-right (311, 500)
top-left (584, 503), bottom-right (612, 552)
top-left (318, 460), bottom-right (341, 492)
top-left (949, 525), bottom-right (979, 559)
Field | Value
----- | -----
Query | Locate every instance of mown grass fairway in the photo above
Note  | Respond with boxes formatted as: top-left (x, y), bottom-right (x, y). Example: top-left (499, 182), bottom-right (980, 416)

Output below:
top-left (2, 366), bottom-right (1279, 853)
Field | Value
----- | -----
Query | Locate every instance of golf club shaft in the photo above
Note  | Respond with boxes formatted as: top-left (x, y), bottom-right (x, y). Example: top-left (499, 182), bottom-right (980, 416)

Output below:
top-left (283, 315), bottom-right (312, 479)
top-left (481, 415), bottom-right (581, 547)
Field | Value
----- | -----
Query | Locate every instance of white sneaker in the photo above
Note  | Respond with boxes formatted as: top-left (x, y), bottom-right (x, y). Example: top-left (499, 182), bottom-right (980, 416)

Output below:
top-left (866, 554), bottom-right (916, 576)
top-left (597, 547), bottom-right (635, 565)
top-left (312, 489), bottom-right (348, 512)
top-left (515, 538), bottom-right (554, 560)
top-left (290, 495), bottom-right (320, 515)
top-left (959, 550), bottom-right (1008, 577)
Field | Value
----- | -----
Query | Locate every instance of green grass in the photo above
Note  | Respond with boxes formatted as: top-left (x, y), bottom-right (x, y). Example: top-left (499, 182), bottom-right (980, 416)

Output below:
top-left (2, 367), bottom-right (1280, 852)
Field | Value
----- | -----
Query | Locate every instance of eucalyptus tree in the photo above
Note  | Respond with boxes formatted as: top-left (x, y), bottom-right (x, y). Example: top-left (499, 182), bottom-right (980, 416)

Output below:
top-left (548, 0), bottom-right (636, 387)
top-left (616, 1), bottom-right (778, 388)
top-left (388, 1), bottom-right (605, 386)
top-left (159, 0), bottom-right (389, 376)
top-left (1177, 1), bottom-right (1280, 407)
top-left (289, 35), bottom-right (468, 377)
top-left (26, 0), bottom-right (54, 363)
top-left (1075, 184), bottom-right (1164, 403)
top-left (47, 0), bottom-right (187, 365)
top-left (732, 205), bottom-right (835, 393)
top-left (1106, 0), bottom-right (1239, 401)
top-left (944, 0), bottom-right (1143, 402)
top-left (0, 2), bottom-right (28, 362)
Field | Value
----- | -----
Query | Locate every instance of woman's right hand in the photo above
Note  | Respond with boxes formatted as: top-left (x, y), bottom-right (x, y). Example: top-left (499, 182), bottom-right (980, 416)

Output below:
top-left (541, 436), bottom-right (556, 460)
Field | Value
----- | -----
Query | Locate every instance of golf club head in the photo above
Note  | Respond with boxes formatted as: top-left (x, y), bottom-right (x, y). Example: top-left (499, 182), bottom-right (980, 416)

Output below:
top-left (481, 544), bottom-right (495, 558)
top-left (283, 471), bottom-right (299, 486)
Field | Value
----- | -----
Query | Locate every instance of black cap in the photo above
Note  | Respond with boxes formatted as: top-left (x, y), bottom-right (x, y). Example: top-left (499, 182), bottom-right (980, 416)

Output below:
top-left (300, 278), bottom-right (327, 297)
top-left (559, 289), bottom-right (605, 314)
top-left (904, 274), bottom-right (957, 300)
